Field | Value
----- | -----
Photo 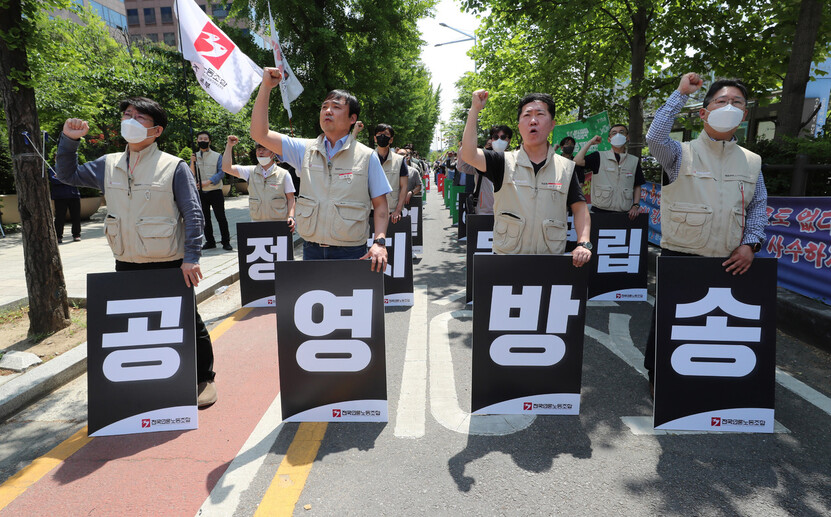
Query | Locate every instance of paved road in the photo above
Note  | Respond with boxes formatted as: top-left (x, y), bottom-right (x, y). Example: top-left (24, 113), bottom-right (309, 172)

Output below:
top-left (1, 194), bottom-right (830, 516)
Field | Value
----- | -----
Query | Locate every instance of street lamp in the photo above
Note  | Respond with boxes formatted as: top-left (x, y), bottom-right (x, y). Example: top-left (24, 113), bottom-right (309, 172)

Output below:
top-left (434, 22), bottom-right (477, 73)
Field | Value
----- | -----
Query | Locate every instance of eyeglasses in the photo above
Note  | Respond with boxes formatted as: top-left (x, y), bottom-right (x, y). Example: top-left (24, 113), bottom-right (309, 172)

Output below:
top-left (493, 134), bottom-right (509, 140)
top-left (710, 96), bottom-right (746, 109)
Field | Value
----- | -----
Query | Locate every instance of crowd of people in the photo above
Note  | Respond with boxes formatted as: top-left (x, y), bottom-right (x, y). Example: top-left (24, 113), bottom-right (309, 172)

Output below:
top-left (53, 68), bottom-right (768, 404)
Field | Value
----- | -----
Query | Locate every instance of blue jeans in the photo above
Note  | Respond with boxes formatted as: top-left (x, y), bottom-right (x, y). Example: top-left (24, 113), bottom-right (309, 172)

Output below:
top-left (303, 242), bottom-right (366, 260)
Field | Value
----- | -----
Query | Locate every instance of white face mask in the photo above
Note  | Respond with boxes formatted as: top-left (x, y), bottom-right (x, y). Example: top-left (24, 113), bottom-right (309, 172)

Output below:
top-left (610, 133), bottom-right (627, 147)
top-left (121, 118), bottom-right (153, 144)
top-left (257, 156), bottom-right (274, 166)
top-left (706, 104), bottom-right (744, 132)
top-left (491, 139), bottom-right (509, 152)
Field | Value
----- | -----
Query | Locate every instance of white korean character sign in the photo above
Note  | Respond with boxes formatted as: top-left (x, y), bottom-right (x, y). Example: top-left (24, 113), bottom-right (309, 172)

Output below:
top-left (236, 221), bottom-right (294, 307)
top-left (274, 260), bottom-right (387, 421)
top-left (458, 192), bottom-right (468, 241)
top-left (368, 216), bottom-right (414, 306)
top-left (87, 269), bottom-right (197, 436)
top-left (588, 212), bottom-right (648, 301)
top-left (654, 257), bottom-right (777, 432)
top-left (465, 215), bottom-right (494, 304)
top-left (472, 255), bottom-right (589, 415)
top-left (403, 197), bottom-right (423, 254)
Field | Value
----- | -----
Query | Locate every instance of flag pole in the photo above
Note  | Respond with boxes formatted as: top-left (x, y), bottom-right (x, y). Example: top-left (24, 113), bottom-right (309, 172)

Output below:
top-left (174, 0), bottom-right (197, 150)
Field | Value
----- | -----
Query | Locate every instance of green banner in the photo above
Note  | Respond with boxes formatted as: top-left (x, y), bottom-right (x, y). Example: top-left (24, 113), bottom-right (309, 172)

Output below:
top-left (551, 112), bottom-right (612, 155)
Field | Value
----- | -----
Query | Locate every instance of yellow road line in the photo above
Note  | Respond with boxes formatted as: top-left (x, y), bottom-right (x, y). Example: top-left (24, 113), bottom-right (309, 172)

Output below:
top-left (255, 422), bottom-right (328, 516)
top-left (0, 306), bottom-right (252, 512)
top-left (0, 426), bottom-right (92, 511)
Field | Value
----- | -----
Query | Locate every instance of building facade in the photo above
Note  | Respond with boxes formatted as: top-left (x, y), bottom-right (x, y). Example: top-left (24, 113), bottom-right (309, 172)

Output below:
top-left (125, 1), bottom-right (231, 47)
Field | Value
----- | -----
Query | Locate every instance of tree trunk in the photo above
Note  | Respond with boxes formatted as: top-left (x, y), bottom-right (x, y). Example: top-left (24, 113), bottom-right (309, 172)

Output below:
top-left (774, 0), bottom-right (824, 141)
top-left (628, 6), bottom-right (647, 158)
top-left (0, 0), bottom-right (70, 336)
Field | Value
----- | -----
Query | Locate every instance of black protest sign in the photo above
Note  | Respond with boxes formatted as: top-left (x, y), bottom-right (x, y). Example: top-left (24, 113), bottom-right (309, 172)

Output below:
top-left (465, 215), bottom-right (494, 304)
top-left (588, 212), bottom-right (648, 301)
top-left (472, 254), bottom-right (588, 415)
top-left (654, 257), bottom-right (777, 432)
top-left (275, 260), bottom-right (387, 422)
top-left (458, 192), bottom-right (468, 240)
top-left (403, 197), bottom-right (423, 254)
top-left (237, 221), bottom-right (294, 307)
top-left (87, 269), bottom-right (197, 436)
top-left (369, 216), bottom-right (414, 305)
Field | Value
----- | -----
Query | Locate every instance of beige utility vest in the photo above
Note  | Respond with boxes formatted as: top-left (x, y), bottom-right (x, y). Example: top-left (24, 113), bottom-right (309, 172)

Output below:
top-left (590, 150), bottom-right (639, 211)
top-left (296, 135), bottom-right (374, 246)
top-left (195, 149), bottom-right (222, 192)
top-left (379, 150), bottom-right (405, 211)
top-left (103, 144), bottom-right (185, 263)
top-left (661, 132), bottom-right (760, 257)
top-left (493, 146), bottom-right (575, 254)
top-left (248, 164), bottom-right (289, 221)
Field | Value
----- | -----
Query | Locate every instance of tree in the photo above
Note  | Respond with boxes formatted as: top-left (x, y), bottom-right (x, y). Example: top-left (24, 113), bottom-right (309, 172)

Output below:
top-left (0, 0), bottom-right (72, 336)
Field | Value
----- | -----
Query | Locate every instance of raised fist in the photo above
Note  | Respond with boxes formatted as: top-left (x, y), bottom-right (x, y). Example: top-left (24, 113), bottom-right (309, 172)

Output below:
top-left (261, 67), bottom-right (283, 90)
top-left (589, 135), bottom-right (603, 146)
top-left (678, 72), bottom-right (704, 95)
top-left (471, 89), bottom-right (489, 113)
top-left (62, 118), bottom-right (89, 140)
top-left (227, 135), bottom-right (240, 146)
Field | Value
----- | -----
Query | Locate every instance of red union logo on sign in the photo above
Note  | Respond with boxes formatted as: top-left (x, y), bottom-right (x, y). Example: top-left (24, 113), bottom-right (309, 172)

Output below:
top-left (193, 22), bottom-right (235, 70)
top-left (141, 419), bottom-right (151, 428)
top-left (711, 417), bottom-right (721, 427)
top-left (332, 409), bottom-right (341, 418)
top-left (523, 402), bottom-right (532, 411)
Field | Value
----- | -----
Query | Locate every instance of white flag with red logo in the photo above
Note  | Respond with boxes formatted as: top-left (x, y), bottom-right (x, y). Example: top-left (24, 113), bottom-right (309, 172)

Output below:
top-left (267, 1), bottom-right (304, 119)
top-left (175, 0), bottom-right (263, 113)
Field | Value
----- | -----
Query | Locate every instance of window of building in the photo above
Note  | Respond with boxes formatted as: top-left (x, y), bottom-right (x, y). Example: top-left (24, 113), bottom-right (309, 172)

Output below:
top-left (88, 1), bottom-right (128, 29)
top-left (143, 7), bottom-right (156, 25)
top-left (163, 32), bottom-right (176, 47)
top-left (160, 6), bottom-right (173, 24)
top-left (146, 33), bottom-right (159, 42)
top-left (212, 4), bottom-right (229, 19)
top-left (127, 9), bottom-right (139, 26)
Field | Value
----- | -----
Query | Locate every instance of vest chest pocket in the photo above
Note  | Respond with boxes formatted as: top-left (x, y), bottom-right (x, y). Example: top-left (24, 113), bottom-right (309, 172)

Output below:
top-left (729, 206), bottom-right (745, 246)
top-left (542, 219), bottom-right (568, 254)
top-left (136, 216), bottom-right (178, 259)
top-left (269, 196), bottom-right (288, 220)
top-left (295, 196), bottom-right (318, 236)
top-left (493, 212), bottom-right (525, 254)
top-left (332, 201), bottom-right (370, 242)
top-left (664, 202), bottom-right (712, 248)
top-left (105, 214), bottom-right (124, 256)
top-left (593, 185), bottom-right (614, 206)
top-left (249, 197), bottom-right (263, 220)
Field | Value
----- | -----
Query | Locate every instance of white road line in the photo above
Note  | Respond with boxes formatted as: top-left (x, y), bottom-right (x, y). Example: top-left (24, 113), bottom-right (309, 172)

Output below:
top-left (433, 289), bottom-right (465, 306)
top-left (196, 396), bottom-right (284, 516)
top-left (775, 367), bottom-right (831, 417)
top-left (585, 314), bottom-right (648, 379)
top-left (621, 416), bottom-right (790, 435)
top-left (394, 285), bottom-right (429, 438)
top-left (429, 310), bottom-right (535, 435)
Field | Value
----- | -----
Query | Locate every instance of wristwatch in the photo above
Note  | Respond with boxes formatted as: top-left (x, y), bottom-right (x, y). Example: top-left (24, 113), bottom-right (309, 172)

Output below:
top-left (373, 238), bottom-right (386, 247)
top-left (748, 241), bottom-right (762, 253)
top-left (576, 241), bottom-right (593, 251)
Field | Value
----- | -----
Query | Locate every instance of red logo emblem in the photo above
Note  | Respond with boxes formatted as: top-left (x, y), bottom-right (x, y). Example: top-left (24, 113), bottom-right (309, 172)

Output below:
top-left (616, 293), bottom-right (622, 299)
top-left (711, 417), bottom-right (721, 426)
top-left (523, 402), bottom-right (532, 411)
top-left (332, 409), bottom-right (341, 418)
top-left (141, 419), bottom-right (151, 428)
top-left (193, 22), bottom-right (235, 69)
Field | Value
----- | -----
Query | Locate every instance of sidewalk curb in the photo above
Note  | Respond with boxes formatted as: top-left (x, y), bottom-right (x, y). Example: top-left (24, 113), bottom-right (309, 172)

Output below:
top-left (647, 244), bottom-right (831, 355)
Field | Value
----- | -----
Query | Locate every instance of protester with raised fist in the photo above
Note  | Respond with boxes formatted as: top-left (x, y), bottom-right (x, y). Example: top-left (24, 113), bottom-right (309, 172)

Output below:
top-left (55, 97), bottom-right (218, 408)
top-left (460, 90), bottom-right (592, 267)
top-left (642, 72), bottom-right (769, 393)
top-left (222, 135), bottom-right (296, 228)
top-left (250, 67), bottom-right (391, 271)
top-left (373, 123), bottom-right (408, 223)
top-left (574, 125), bottom-right (645, 219)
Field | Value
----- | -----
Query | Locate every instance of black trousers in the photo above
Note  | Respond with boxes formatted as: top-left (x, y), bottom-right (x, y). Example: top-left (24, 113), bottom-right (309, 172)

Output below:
top-left (200, 189), bottom-right (230, 246)
top-left (644, 248), bottom-right (695, 383)
top-left (115, 259), bottom-right (216, 383)
top-left (54, 198), bottom-right (81, 239)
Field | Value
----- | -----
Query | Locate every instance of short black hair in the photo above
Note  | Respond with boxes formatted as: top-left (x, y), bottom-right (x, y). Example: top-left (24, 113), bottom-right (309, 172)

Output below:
top-left (118, 97), bottom-right (168, 129)
top-left (609, 124), bottom-right (628, 135)
top-left (196, 131), bottom-right (211, 140)
top-left (517, 93), bottom-right (556, 121)
top-left (490, 125), bottom-right (514, 140)
top-left (559, 136), bottom-right (576, 147)
top-left (374, 123), bottom-right (394, 138)
top-left (703, 79), bottom-right (749, 108)
top-left (324, 89), bottom-right (360, 119)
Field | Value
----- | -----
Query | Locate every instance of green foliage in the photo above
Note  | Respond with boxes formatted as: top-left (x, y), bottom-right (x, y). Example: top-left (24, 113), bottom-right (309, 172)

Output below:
top-left (178, 146), bottom-right (193, 161)
top-left (745, 129), bottom-right (831, 196)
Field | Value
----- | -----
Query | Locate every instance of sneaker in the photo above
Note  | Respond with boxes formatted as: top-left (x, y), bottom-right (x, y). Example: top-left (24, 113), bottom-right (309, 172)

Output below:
top-left (222, 243), bottom-right (233, 251)
top-left (197, 380), bottom-right (217, 408)
top-left (73, 236), bottom-right (81, 242)
top-left (202, 242), bottom-right (217, 250)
